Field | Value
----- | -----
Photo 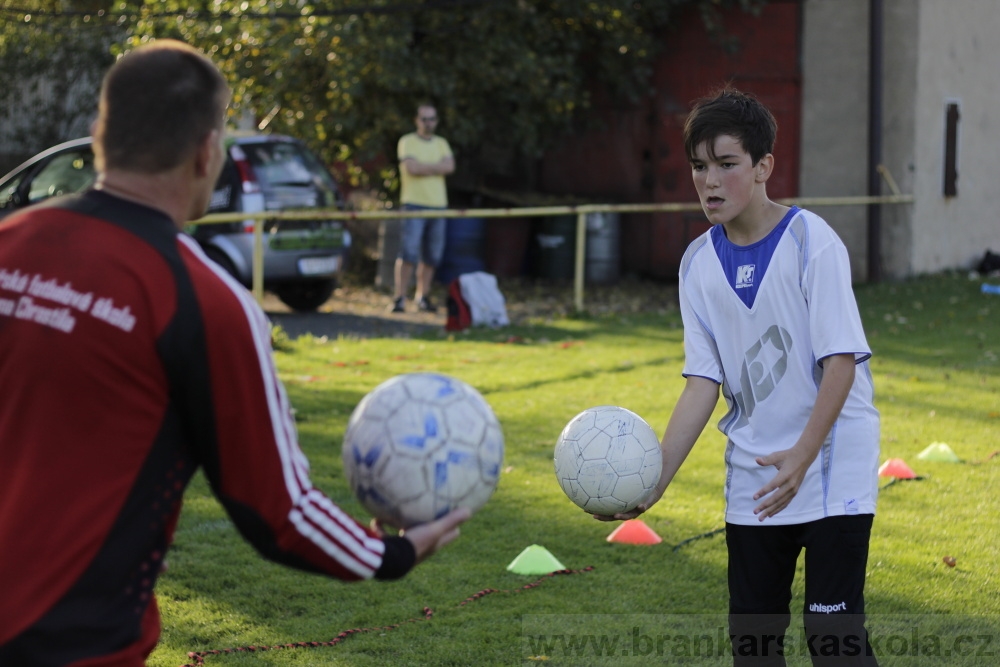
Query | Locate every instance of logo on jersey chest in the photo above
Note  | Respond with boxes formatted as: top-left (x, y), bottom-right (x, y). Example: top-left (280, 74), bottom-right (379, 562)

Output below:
top-left (722, 325), bottom-right (793, 432)
top-left (735, 264), bottom-right (756, 289)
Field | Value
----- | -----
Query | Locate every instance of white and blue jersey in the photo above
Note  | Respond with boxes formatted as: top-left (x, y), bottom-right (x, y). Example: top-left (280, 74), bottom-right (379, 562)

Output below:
top-left (679, 207), bottom-right (880, 526)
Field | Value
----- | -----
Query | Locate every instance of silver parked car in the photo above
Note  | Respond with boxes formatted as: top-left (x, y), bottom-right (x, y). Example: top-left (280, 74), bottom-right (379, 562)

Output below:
top-left (0, 133), bottom-right (351, 311)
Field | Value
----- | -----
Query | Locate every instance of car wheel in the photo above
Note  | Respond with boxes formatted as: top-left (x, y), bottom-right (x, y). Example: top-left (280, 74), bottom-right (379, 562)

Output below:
top-left (203, 247), bottom-right (242, 283)
top-left (275, 280), bottom-right (336, 312)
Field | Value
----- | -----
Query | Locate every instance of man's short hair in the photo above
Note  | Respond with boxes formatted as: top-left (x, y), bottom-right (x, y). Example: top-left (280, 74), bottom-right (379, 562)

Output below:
top-left (93, 39), bottom-right (230, 173)
top-left (683, 87), bottom-right (777, 166)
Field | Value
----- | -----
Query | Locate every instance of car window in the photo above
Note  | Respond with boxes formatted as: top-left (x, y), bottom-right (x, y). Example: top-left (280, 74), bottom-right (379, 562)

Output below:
top-left (207, 159), bottom-right (239, 213)
top-left (241, 142), bottom-right (340, 207)
top-left (0, 173), bottom-right (26, 209)
top-left (27, 150), bottom-right (95, 203)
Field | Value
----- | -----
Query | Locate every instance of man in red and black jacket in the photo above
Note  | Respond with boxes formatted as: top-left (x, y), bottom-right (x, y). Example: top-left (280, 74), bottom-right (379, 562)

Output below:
top-left (0, 40), bottom-right (468, 667)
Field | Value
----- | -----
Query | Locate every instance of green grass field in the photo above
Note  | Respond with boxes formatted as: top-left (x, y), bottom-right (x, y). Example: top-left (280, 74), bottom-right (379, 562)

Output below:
top-left (150, 271), bottom-right (999, 666)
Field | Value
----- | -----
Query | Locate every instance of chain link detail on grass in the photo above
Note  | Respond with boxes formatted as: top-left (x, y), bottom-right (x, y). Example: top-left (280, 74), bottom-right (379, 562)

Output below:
top-left (971, 449), bottom-right (999, 465)
top-left (181, 607), bottom-right (434, 666)
top-left (457, 566), bottom-right (595, 607)
top-left (879, 476), bottom-right (926, 490)
top-left (671, 527), bottom-right (725, 552)
top-left (180, 567), bottom-right (595, 666)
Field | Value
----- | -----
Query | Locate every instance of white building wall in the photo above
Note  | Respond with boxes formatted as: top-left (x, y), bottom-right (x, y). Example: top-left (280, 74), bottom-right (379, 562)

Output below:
top-left (879, 0), bottom-right (920, 279)
top-left (800, 0), bottom-right (1000, 280)
top-left (799, 0), bottom-right (872, 282)
top-left (911, 0), bottom-right (1000, 273)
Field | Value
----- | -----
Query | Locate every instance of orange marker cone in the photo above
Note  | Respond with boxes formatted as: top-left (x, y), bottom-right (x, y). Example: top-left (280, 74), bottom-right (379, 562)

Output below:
top-left (607, 519), bottom-right (662, 545)
top-left (878, 458), bottom-right (917, 479)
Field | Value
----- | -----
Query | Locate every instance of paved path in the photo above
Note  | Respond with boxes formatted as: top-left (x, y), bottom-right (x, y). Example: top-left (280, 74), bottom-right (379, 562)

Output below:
top-left (266, 309), bottom-right (441, 339)
top-left (262, 291), bottom-right (444, 339)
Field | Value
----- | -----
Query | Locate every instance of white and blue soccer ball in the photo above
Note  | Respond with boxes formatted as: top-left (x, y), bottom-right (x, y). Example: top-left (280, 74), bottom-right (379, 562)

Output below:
top-left (554, 405), bottom-right (662, 515)
top-left (342, 373), bottom-right (504, 529)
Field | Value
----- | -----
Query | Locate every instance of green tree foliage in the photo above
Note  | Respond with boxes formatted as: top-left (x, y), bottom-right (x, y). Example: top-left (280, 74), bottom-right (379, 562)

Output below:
top-left (124, 0), bottom-right (762, 195)
top-left (2, 1), bottom-right (763, 194)
top-left (0, 1), bottom-right (119, 165)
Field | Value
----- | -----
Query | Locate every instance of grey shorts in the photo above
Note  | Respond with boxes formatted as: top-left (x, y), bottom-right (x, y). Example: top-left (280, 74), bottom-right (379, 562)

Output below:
top-left (397, 204), bottom-right (446, 266)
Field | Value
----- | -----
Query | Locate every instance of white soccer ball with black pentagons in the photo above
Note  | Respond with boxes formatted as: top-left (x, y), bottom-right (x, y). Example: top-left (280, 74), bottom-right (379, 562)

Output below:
top-left (342, 372), bottom-right (504, 529)
top-left (554, 406), bottom-right (662, 515)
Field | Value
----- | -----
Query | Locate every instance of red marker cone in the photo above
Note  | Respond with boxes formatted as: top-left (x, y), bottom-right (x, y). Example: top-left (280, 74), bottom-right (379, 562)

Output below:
top-left (878, 458), bottom-right (917, 479)
top-left (607, 519), bottom-right (662, 545)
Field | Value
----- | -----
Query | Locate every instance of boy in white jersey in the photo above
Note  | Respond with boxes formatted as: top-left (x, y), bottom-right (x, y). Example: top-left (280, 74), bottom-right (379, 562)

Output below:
top-left (600, 89), bottom-right (880, 665)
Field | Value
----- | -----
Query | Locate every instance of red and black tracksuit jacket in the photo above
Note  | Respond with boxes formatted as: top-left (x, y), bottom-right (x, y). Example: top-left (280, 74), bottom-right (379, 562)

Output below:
top-left (0, 190), bottom-right (413, 666)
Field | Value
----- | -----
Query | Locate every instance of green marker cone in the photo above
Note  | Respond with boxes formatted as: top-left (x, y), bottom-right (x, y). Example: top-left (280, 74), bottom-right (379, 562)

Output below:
top-left (917, 442), bottom-right (961, 462)
top-left (506, 545), bottom-right (566, 575)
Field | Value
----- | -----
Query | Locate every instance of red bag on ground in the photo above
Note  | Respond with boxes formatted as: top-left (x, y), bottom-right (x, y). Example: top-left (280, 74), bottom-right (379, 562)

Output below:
top-left (445, 277), bottom-right (472, 331)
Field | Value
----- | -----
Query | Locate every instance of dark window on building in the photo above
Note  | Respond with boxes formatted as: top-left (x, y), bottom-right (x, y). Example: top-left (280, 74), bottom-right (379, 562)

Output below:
top-left (944, 102), bottom-right (960, 197)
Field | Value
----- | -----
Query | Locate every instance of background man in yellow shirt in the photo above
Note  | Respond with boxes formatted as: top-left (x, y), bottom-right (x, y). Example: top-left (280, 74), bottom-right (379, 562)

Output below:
top-left (391, 103), bottom-right (455, 313)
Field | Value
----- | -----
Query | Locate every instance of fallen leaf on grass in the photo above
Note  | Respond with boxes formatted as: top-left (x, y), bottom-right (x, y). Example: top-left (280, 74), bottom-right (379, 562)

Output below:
top-left (288, 375), bottom-right (324, 383)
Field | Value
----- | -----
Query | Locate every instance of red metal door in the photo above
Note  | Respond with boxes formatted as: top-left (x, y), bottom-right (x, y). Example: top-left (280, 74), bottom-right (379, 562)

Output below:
top-left (639, 2), bottom-right (802, 279)
top-left (536, 2), bottom-right (802, 281)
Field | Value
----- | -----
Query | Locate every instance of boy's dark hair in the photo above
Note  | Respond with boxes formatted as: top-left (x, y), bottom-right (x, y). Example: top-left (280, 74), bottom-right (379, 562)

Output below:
top-left (683, 87), bottom-right (777, 166)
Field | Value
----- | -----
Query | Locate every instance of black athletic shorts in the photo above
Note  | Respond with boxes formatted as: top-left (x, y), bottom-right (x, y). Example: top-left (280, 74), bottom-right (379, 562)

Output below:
top-left (726, 515), bottom-right (878, 666)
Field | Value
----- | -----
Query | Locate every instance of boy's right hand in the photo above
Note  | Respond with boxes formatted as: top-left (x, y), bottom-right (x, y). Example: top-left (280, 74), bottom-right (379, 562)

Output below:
top-left (591, 485), bottom-right (666, 522)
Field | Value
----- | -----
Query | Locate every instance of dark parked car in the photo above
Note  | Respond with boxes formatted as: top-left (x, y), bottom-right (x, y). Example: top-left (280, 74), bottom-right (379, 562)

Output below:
top-left (0, 133), bottom-right (351, 311)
